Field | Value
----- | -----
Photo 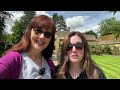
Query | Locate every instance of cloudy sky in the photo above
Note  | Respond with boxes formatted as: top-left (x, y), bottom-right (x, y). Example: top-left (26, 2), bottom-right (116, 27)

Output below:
top-left (5, 11), bottom-right (120, 34)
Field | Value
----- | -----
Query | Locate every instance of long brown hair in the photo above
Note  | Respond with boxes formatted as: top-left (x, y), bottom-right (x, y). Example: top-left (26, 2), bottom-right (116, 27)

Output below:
top-left (3, 15), bottom-right (56, 58)
top-left (57, 31), bottom-right (103, 79)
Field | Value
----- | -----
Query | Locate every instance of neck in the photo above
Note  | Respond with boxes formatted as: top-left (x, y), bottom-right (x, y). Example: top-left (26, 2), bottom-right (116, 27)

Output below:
top-left (27, 47), bottom-right (42, 59)
top-left (26, 48), bottom-right (42, 67)
top-left (69, 63), bottom-right (82, 79)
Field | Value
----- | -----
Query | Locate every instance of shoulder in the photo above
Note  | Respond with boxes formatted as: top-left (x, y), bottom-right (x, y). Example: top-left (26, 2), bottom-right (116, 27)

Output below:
top-left (94, 68), bottom-right (106, 79)
top-left (98, 69), bottom-right (107, 79)
top-left (45, 58), bottom-right (56, 79)
top-left (0, 51), bottom-right (22, 79)
top-left (46, 58), bottom-right (54, 65)
top-left (0, 51), bottom-right (22, 65)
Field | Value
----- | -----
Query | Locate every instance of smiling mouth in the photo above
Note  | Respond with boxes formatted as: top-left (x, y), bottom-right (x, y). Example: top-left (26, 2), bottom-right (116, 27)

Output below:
top-left (36, 40), bottom-right (44, 45)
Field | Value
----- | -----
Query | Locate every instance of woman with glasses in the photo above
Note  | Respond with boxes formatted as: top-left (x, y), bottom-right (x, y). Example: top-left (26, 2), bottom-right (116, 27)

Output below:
top-left (0, 15), bottom-right (56, 79)
top-left (56, 31), bottom-right (106, 79)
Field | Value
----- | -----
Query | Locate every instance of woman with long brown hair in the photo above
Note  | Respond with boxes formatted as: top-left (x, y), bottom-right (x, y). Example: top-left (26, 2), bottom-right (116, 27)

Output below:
top-left (56, 31), bottom-right (106, 79)
top-left (0, 15), bottom-right (56, 79)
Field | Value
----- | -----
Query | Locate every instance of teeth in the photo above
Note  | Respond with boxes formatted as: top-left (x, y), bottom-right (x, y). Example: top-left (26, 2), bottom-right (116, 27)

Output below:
top-left (36, 40), bottom-right (44, 45)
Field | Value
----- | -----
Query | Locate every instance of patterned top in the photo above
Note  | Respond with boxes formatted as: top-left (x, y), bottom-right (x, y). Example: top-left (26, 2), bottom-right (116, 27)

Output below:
top-left (19, 52), bottom-right (51, 79)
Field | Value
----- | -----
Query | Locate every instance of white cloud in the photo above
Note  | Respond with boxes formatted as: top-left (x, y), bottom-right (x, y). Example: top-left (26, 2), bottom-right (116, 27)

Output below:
top-left (70, 24), bottom-right (100, 33)
top-left (5, 11), bottom-right (24, 34)
top-left (5, 11), bottom-right (52, 34)
top-left (36, 11), bottom-right (51, 17)
top-left (66, 16), bottom-right (85, 29)
top-left (5, 11), bottom-right (52, 33)
top-left (11, 11), bottom-right (24, 21)
top-left (89, 24), bottom-right (100, 33)
top-left (65, 15), bottom-right (100, 33)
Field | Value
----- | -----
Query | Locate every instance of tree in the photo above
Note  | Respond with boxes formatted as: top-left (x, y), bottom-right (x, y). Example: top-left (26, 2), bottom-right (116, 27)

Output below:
top-left (10, 11), bottom-right (36, 44)
top-left (20, 11), bottom-right (35, 31)
top-left (99, 17), bottom-right (120, 38)
top-left (109, 11), bottom-right (120, 38)
top-left (109, 11), bottom-right (120, 15)
top-left (0, 11), bottom-right (13, 41)
top-left (84, 30), bottom-right (98, 38)
top-left (9, 20), bottom-right (23, 44)
top-left (52, 13), bottom-right (67, 31)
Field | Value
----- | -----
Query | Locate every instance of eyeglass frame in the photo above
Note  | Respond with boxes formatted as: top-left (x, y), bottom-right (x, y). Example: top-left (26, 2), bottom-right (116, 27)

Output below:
top-left (33, 28), bottom-right (53, 39)
top-left (66, 42), bottom-right (84, 50)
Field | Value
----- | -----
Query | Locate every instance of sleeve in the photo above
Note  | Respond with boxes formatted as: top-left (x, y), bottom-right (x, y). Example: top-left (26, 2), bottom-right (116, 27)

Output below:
top-left (46, 58), bottom-right (56, 79)
top-left (0, 51), bottom-right (22, 79)
top-left (0, 63), bottom-right (10, 79)
top-left (0, 53), bottom-right (12, 79)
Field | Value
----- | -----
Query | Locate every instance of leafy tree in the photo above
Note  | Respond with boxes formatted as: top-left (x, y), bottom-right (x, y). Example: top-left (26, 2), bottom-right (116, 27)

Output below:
top-left (103, 45), bottom-right (112, 55)
top-left (108, 11), bottom-right (120, 38)
top-left (10, 11), bottom-right (35, 44)
top-left (0, 11), bottom-right (13, 41)
top-left (99, 17), bottom-right (120, 38)
top-left (109, 11), bottom-right (120, 15)
top-left (52, 13), bottom-right (67, 31)
top-left (84, 30), bottom-right (98, 38)
top-left (20, 11), bottom-right (35, 31)
top-left (9, 20), bottom-right (23, 44)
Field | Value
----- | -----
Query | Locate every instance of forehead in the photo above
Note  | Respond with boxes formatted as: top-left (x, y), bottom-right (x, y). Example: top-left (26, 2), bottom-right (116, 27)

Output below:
top-left (70, 35), bottom-right (82, 44)
top-left (32, 18), bottom-right (53, 31)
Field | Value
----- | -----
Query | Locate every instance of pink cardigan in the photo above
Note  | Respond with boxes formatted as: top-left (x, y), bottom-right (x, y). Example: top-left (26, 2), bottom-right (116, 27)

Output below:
top-left (0, 51), bottom-right (56, 79)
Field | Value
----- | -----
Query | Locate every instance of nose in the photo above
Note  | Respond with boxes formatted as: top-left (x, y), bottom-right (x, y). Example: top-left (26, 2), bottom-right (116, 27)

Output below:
top-left (39, 33), bottom-right (45, 38)
top-left (72, 46), bottom-right (77, 52)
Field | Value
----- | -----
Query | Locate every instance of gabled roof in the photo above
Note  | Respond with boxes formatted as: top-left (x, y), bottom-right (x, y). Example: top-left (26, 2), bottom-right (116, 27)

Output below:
top-left (55, 30), bottom-right (69, 38)
top-left (83, 34), bottom-right (97, 41)
top-left (99, 34), bottom-right (120, 42)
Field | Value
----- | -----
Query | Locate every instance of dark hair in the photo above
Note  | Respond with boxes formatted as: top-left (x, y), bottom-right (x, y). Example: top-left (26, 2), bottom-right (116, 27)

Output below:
top-left (3, 15), bottom-right (56, 58)
top-left (57, 31), bottom-right (106, 79)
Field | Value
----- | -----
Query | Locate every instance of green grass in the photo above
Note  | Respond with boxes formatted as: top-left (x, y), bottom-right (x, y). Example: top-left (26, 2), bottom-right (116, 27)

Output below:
top-left (92, 55), bottom-right (120, 79)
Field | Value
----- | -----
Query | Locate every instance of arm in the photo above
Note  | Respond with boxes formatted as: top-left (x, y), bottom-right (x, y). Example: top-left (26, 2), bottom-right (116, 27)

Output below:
top-left (99, 69), bottom-right (107, 79)
top-left (0, 53), bottom-right (12, 79)
top-left (97, 68), bottom-right (107, 79)
top-left (0, 63), bottom-right (10, 79)
top-left (0, 51), bottom-right (22, 79)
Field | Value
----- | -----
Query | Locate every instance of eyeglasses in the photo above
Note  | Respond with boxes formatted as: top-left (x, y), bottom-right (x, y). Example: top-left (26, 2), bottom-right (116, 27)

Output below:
top-left (67, 42), bottom-right (84, 50)
top-left (33, 28), bottom-right (53, 39)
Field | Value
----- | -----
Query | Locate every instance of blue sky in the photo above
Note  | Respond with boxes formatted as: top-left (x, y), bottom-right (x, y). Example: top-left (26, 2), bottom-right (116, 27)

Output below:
top-left (5, 11), bottom-right (120, 34)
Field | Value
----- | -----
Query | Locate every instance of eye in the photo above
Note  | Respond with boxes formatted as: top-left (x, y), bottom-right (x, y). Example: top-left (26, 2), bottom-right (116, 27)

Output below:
top-left (67, 44), bottom-right (73, 50)
top-left (44, 32), bottom-right (52, 38)
top-left (76, 43), bottom-right (84, 49)
top-left (35, 28), bottom-right (43, 33)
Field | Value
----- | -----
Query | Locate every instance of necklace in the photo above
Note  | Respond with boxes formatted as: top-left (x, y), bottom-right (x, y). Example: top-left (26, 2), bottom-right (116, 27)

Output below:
top-left (69, 71), bottom-right (81, 79)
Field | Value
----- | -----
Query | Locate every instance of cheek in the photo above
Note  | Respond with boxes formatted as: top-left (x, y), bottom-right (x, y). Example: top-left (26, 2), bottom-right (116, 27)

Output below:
top-left (30, 35), bottom-right (36, 44)
top-left (78, 50), bottom-right (84, 58)
top-left (30, 32), bottom-right (35, 41)
top-left (67, 50), bottom-right (71, 56)
top-left (78, 50), bottom-right (84, 55)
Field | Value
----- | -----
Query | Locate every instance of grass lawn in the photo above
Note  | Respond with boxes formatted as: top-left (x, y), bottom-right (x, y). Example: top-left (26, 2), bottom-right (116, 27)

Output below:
top-left (92, 55), bottom-right (120, 79)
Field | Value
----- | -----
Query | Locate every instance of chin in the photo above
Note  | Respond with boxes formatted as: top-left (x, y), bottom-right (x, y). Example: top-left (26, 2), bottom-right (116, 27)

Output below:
top-left (70, 57), bottom-right (82, 62)
top-left (70, 59), bottom-right (79, 63)
top-left (34, 46), bottom-right (42, 51)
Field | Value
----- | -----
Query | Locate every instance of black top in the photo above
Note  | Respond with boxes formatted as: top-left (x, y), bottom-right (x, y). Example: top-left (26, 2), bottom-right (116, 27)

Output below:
top-left (65, 69), bottom-right (106, 79)
top-left (65, 71), bottom-right (88, 79)
top-left (55, 65), bottom-right (106, 79)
